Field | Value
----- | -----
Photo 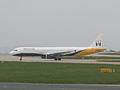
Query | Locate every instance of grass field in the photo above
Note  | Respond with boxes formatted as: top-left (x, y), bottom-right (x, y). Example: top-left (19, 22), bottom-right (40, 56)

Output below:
top-left (98, 60), bottom-right (120, 62)
top-left (99, 52), bottom-right (120, 55)
top-left (63, 56), bottom-right (120, 59)
top-left (0, 62), bottom-right (120, 84)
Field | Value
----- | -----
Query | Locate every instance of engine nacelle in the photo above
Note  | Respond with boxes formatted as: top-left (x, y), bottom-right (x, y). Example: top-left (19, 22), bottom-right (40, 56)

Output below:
top-left (41, 55), bottom-right (55, 59)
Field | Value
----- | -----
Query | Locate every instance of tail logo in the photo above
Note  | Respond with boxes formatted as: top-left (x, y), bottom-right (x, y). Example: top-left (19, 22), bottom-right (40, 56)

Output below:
top-left (96, 40), bottom-right (102, 46)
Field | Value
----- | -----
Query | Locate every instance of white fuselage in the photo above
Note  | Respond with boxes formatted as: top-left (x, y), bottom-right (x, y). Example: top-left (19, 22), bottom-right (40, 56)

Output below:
top-left (10, 47), bottom-right (105, 57)
top-left (10, 47), bottom-right (89, 55)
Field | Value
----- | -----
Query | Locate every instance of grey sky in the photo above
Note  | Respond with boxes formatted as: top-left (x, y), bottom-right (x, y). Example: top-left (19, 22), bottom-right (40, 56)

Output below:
top-left (0, 0), bottom-right (120, 52)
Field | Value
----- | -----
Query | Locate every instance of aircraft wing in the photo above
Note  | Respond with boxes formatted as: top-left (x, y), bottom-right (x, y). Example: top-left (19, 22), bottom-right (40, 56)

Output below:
top-left (43, 50), bottom-right (78, 56)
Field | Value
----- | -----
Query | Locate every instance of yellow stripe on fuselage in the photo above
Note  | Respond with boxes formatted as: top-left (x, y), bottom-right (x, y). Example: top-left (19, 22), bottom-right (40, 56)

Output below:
top-left (74, 48), bottom-right (106, 56)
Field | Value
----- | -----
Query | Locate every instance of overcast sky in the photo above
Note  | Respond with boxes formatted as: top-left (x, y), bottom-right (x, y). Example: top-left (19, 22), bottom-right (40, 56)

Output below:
top-left (0, 0), bottom-right (120, 52)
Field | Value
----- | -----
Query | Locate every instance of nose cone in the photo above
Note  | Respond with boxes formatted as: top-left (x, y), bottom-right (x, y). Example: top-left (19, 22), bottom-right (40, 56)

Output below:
top-left (9, 51), bottom-right (14, 55)
top-left (9, 51), bottom-right (17, 56)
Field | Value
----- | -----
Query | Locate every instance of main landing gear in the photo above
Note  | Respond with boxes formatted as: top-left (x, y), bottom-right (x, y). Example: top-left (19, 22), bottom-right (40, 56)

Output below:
top-left (20, 56), bottom-right (22, 61)
top-left (54, 58), bottom-right (61, 61)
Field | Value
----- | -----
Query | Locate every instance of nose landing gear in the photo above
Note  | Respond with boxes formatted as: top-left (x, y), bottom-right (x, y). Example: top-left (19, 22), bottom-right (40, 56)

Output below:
top-left (20, 56), bottom-right (22, 61)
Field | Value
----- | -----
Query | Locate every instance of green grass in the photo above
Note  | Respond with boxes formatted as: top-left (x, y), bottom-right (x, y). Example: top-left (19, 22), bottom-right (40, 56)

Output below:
top-left (0, 62), bottom-right (120, 84)
top-left (99, 52), bottom-right (120, 55)
top-left (98, 60), bottom-right (120, 62)
top-left (63, 56), bottom-right (120, 59)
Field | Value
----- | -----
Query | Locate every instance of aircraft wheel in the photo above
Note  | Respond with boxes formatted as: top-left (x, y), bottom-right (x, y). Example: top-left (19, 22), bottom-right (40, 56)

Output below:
top-left (58, 58), bottom-right (61, 61)
top-left (54, 58), bottom-right (57, 61)
top-left (20, 56), bottom-right (22, 61)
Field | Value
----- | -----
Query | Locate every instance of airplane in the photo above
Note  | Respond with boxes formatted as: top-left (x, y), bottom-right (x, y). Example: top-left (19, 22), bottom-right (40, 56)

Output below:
top-left (10, 35), bottom-right (106, 61)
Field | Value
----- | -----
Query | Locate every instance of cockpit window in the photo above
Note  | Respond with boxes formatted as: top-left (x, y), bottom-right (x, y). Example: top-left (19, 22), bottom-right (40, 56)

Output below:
top-left (14, 50), bottom-right (18, 51)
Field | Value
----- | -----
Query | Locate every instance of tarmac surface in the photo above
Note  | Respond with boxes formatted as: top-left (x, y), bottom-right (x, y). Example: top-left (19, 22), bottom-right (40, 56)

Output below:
top-left (0, 83), bottom-right (120, 90)
top-left (0, 54), bottom-right (120, 65)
